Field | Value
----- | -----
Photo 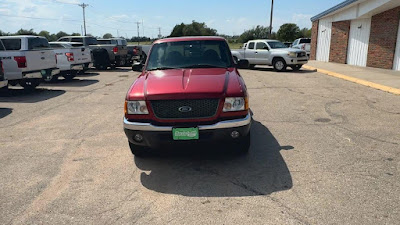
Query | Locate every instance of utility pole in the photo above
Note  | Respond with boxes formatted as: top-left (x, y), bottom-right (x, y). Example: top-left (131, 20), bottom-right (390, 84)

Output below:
top-left (158, 27), bottom-right (162, 39)
top-left (78, 3), bottom-right (89, 36)
top-left (269, 0), bottom-right (274, 37)
top-left (135, 22), bottom-right (141, 45)
top-left (142, 19), bottom-right (144, 37)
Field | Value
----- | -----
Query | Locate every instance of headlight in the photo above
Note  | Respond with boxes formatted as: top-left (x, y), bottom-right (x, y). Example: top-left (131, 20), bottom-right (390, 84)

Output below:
top-left (223, 97), bottom-right (245, 112)
top-left (126, 100), bottom-right (149, 114)
top-left (288, 52), bottom-right (297, 57)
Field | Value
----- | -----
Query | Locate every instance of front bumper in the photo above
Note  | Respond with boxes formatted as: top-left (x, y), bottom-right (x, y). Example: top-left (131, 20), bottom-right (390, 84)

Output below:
top-left (286, 57), bottom-right (309, 65)
top-left (124, 113), bottom-right (252, 148)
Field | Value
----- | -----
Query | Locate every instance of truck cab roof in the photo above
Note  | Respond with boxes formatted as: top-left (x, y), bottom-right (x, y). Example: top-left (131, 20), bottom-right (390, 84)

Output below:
top-left (154, 36), bottom-right (227, 44)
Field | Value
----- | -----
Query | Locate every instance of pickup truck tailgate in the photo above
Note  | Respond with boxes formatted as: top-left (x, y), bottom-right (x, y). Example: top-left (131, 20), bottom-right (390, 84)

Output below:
top-left (73, 47), bottom-right (92, 64)
top-left (25, 50), bottom-right (57, 71)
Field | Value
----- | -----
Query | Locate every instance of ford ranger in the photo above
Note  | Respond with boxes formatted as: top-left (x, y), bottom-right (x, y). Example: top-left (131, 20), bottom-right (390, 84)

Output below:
top-left (231, 39), bottom-right (308, 71)
top-left (123, 36), bottom-right (251, 156)
top-left (0, 36), bottom-right (60, 89)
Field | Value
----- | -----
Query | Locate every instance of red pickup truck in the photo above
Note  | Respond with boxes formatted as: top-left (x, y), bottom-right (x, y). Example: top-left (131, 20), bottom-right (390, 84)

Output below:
top-left (123, 36), bottom-right (251, 156)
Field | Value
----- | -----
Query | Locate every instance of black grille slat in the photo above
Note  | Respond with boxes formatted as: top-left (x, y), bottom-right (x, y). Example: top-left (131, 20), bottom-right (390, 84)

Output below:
top-left (151, 99), bottom-right (220, 119)
top-left (297, 52), bottom-right (306, 57)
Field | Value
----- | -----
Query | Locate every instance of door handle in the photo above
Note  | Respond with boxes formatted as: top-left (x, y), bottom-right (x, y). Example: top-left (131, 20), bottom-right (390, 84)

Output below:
top-left (255, 51), bottom-right (258, 54)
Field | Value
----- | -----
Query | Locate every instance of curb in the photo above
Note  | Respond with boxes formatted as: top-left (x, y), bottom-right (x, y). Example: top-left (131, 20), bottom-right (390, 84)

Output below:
top-left (303, 65), bottom-right (400, 96)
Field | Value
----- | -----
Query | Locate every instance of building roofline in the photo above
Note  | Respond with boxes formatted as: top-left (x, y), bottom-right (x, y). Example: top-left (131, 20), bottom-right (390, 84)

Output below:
top-left (311, 0), bottom-right (359, 22)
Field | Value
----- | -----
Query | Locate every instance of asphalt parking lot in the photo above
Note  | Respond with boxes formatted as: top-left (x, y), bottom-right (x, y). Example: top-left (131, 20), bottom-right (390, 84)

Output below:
top-left (1, 67), bottom-right (399, 224)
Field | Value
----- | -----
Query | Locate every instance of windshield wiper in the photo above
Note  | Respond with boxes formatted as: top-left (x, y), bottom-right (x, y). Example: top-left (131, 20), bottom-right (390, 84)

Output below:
top-left (181, 64), bottom-right (228, 69)
top-left (147, 66), bottom-right (180, 71)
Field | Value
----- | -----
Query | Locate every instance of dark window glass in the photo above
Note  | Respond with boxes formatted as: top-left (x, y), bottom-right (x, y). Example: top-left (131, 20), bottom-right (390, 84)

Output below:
top-left (71, 38), bottom-right (83, 43)
top-left (28, 37), bottom-right (50, 50)
top-left (248, 42), bottom-right (255, 49)
top-left (97, 40), bottom-right (111, 44)
top-left (299, 39), bottom-right (311, 44)
top-left (146, 40), bottom-right (233, 71)
top-left (256, 42), bottom-right (268, 50)
top-left (86, 37), bottom-right (98, 45)
top-left (59, 38), bottom-right (69, 42)
top-left (2, 39), bottom-right (22, 50)
top-left (50, 43), bottom-right (64, 48)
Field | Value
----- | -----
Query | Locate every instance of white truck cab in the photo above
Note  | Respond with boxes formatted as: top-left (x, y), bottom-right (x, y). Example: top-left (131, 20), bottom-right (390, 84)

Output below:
top-left (0, 36), bottom-right (60, 89)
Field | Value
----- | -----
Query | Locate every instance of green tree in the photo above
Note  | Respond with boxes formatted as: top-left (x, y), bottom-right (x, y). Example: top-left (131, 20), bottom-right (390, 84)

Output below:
top-left (16, 29), bottom-right (36, 35)
top-left (238, 25), bottom-right (271, 43)
top-left (103, 33), bottom-right (113, 38)
top-left (299, 28), bottom-right (312, 38)
top-left (71, 32), bottom-right (81, 36)
top-left (56, 31), bottom-right (69, 39)
top-left (169, 21), bottom-right (217, 37)
top-left (277, 23), bottom-right (300, 42)
top-left (38, 30), bottom-right (51, 40)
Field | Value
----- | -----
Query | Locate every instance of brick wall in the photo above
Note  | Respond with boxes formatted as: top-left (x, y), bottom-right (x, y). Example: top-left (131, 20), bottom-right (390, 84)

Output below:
top-left (310, 21), bottom-right (319, 60)
top-left (367, 6), bottom-right (400, 69)
top-left (329, 20), bottom-right (350, 64)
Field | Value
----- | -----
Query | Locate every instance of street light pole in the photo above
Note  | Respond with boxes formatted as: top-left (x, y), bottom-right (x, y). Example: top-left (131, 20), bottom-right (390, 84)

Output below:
top-left (269, 0), bottom-right (274, 37)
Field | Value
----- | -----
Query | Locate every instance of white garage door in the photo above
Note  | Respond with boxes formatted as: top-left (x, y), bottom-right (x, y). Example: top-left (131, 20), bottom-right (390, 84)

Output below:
top-left (316, 18), bottom-right (332, 62)
top-left (393, 20), bottom-right (400, 70)
top-left (347, 18), bottom-right (371, 67)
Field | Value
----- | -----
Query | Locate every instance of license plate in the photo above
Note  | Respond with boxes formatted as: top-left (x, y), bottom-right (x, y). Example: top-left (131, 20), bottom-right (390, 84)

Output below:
top-left (41, 70), bottom-right (47, 76)
top-left (172, 128), bottom-right (199, 140)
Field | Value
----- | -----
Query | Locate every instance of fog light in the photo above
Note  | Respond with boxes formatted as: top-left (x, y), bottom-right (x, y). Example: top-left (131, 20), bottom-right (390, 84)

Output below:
top-left (134, 134), bottom-right (144, 142)
top-left (231, 131), bottom-right (240, 139)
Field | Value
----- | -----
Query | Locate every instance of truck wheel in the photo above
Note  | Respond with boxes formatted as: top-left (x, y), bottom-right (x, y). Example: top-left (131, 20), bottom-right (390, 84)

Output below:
top-left (234, 132), bottom-right (250, 154)
top-left (19, 79), bottom-right (41, 90)
top-left (291, 65), bottom-right (302, 71)
top-left (96, 65), bottom-right (107, 70)
top-left (248, 64), bottom-right (255, 69)
top-left (129, 142), bottom-right (150, 157)
top-left (63, 71), bottom-right (77, 81)
top-left (273, 58), bottom-right (287, 72)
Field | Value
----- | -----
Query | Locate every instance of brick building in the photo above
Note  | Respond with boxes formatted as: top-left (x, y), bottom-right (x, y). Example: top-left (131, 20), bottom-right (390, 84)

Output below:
top-left (310, 0), bottom-right (400, 71)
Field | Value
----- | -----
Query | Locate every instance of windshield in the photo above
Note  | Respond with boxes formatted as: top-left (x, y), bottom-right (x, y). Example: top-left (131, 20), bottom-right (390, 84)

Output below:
top-left (146, 40), bottom-right (233, 71)
top-left (28, 37), bottom-right (50, 50)
top-left (267, 41), bottom-right (287, 49)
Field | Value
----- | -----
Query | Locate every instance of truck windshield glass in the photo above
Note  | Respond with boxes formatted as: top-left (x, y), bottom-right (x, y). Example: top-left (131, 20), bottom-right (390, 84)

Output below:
top-left (1, 39), bottom-right (22, 50)
top-left (28, 37), bottom-right (50, 50)
top-left (299, 39), bottom-right (311, 44)
top-left (146, 40), bottom-right (233, 71)
top-left (86, 37), bottom-right (98, 45)
top-left (267, 41), bottom-right (287, 49)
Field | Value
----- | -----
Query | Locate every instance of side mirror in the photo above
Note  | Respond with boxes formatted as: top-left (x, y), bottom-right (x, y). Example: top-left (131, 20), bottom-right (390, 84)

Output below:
top-left (132, 62), bottom-right (143, 72)
top-left (235, 59), bottom-right (249, 69)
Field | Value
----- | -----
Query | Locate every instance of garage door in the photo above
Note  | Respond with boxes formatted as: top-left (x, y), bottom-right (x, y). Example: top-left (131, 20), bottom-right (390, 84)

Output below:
top-left (316, 18), bottom-right (332, 62)
top-left (347, 18), bottom-right (371, 67)
top-left (393, 20), bottom-right (400, 71)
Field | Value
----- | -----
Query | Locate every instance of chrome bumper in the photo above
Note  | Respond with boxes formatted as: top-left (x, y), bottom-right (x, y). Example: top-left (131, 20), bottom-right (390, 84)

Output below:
top-left (286, 57), bottom-right (309, 65)
top-left (123, 113), bottom-right (252, 132)
top-left (0, 80), bottom-right (7, 88)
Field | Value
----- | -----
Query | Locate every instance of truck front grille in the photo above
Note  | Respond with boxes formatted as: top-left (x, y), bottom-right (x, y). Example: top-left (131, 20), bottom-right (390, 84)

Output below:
top-left (150, 99), bottom-right (220, 119)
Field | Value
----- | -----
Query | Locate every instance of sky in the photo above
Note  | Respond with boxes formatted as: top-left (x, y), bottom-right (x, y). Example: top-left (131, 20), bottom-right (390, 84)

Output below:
top-left (0, 0), bottom-right (344, 38)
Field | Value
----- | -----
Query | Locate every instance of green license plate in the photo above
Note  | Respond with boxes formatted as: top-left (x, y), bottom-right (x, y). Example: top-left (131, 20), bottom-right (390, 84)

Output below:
top-left (172, 128), bottom-right (199, 140)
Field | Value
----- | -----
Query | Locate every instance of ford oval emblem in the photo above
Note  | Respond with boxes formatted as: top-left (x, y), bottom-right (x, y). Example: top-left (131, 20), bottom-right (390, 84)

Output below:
top-left (178, 106), bottom-right (192, 113)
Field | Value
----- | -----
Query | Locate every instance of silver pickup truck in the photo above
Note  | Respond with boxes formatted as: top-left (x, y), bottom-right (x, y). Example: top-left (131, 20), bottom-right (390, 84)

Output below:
top-left (231, 39), bottom-right (308, 71)
top-left (97, 38), bottom-right (128, 67)
top-left (57, 36), bottom-right (127, 70)
top-left (0, 36), bottom-right (59, 89)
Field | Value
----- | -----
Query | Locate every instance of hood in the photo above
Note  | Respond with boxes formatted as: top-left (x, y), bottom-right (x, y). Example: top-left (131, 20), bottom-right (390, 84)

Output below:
top-left (142, 68), bottom-right (235, 100)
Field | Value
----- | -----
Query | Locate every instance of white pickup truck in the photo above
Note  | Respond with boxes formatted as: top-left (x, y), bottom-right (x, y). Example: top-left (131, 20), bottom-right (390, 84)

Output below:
top-left (0, 60), bottom-right (8, 89)
top-left (291, 38), bottom-right (311, 58)
top-left (0, 36), bottom-right (59, 89)
top-left (49, 42), bottom-right (92, 81)
top-left (231, 39), bottom-right (308, 72)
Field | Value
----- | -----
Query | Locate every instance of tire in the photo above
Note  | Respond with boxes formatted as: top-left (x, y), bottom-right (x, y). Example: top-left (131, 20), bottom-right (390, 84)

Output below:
top-left (234, 132), bottom-right (250, 154)
top-left (95, 64), bottom-right (107, 70)
top-left (248, 64), bottom-right (256, 69)
top-left (129, 142), bottom-right (150, 157)
top-left (63, 71), bottom-right (77, 81)
top-left (291, 65), bottom-right (302, 71)
top-left (273, 58), bottom-right (287, 72)
top-left (19, 79), bottom-right (41, 90)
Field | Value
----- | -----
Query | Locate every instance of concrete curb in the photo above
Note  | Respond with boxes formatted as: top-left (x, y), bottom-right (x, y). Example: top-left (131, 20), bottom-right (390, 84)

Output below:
top-left (303, 65), bottom-right (400, 96)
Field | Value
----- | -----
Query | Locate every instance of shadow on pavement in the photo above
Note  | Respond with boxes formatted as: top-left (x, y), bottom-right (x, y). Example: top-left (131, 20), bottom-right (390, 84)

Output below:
top-left (0, 108), bottom-right (12, 119)
top-left (76, 72), bottom-right (100, 77)
top-left (134, 120), bottom-right (293, 197)
top-left (41, 79), bottom-right (99, 87)
top-left (91, 68), bottom-right (132, 73)
top-left (0, 88), bottom-right (65, 103)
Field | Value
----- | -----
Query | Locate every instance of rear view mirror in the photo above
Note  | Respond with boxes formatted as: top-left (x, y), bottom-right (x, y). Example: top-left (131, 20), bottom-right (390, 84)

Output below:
top-left (235, 59), bottom-right (249, 69)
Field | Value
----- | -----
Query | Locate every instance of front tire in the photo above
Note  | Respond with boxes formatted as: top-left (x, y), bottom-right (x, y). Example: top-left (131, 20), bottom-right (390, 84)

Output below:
top-left (63, 71), bottom-right (77, 81)
top-left (129, 142), bottom-right (150, 157)
top-left (248, 64), bottom-right (256, 69)
top-left (273, 58), bottom-right (287, 72)
top-left (19, 79), bottom-right (41, 90)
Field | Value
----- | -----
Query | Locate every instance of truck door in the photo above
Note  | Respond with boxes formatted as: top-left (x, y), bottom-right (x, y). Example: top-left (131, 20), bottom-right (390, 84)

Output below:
top-left (245, 41), bottom-right (257, 63)
top-left (255, 41), bottom-right (271, 64)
